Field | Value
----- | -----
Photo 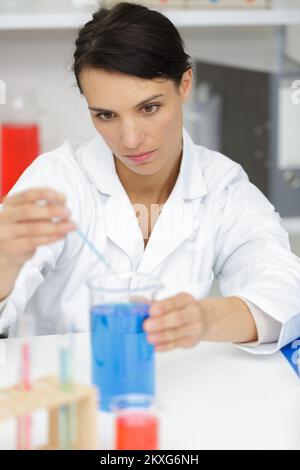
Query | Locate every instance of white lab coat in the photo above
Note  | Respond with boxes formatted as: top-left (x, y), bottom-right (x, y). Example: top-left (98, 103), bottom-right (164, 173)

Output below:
top-left (1, 128), bottom-right (300, 354)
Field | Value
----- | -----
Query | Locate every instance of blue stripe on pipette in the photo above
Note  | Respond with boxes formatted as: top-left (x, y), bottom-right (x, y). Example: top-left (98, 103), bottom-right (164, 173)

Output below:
top-left (76, 228), bottom-right (111, 270)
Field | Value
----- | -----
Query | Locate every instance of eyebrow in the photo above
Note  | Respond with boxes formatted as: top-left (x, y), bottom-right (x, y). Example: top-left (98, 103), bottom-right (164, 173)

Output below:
top-left (88, 94), bottom-right (164, 113)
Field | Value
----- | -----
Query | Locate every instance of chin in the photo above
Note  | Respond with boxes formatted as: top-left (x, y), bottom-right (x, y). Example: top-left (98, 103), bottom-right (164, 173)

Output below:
top-left (127, 161), bottom-right (163, 176)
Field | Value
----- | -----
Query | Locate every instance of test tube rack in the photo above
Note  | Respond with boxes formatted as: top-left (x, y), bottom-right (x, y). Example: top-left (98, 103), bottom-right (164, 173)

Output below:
top-left (0, 375), bottom-right (98, 450)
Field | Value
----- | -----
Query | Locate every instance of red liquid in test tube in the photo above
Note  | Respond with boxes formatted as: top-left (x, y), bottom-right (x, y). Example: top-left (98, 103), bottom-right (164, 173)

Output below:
top-left (21, 342), bottom-right (31, 390)
top-left (0, 124), bottom-right (40, 198)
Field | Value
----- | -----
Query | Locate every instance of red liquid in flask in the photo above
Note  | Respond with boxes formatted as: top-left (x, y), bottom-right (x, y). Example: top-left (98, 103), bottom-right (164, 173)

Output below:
top-left (0, 124), bottom-right (40, 198)
top-left (115, 413), bottom-right (159, 450)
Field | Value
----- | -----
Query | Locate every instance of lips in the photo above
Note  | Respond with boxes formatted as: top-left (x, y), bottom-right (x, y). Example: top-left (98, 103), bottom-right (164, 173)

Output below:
top-left (126, 149), bottom-right (156, 164)
top-left (127, 150), bottom-right (152, 157)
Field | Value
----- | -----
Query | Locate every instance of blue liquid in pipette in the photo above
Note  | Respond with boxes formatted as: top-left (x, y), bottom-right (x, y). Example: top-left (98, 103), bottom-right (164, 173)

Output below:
top-left (90, 302), bottom-right (155, 412)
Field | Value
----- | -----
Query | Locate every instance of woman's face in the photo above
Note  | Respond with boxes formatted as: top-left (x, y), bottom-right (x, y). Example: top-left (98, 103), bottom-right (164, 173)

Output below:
top-left (79, 68), bottom-right (192, 176)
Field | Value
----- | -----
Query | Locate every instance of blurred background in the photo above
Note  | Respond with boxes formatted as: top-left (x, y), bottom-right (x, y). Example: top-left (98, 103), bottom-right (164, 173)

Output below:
top-left (0, 0), bottom-right (300, 274)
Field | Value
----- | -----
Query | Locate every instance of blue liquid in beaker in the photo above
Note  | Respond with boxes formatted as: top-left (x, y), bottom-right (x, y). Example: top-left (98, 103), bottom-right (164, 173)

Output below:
top-left (90, 302), bottom-right (155, 412)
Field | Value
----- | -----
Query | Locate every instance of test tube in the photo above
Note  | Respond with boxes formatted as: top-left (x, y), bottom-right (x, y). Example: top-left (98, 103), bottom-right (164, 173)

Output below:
top-left (58, 320), bottom-right (77, 450)
top-left (16, 313), bottom-right (35, 450)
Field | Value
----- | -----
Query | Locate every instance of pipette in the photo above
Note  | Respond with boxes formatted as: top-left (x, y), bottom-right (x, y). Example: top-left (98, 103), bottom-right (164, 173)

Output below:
top-left (76, 228), bottom-right (112, 271)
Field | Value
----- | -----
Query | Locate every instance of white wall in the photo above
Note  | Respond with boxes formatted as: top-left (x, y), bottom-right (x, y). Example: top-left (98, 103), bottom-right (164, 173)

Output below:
top-left (287, 26), bottom-right (300, 64)
top-left (0, 29), bottom-right (96, 153)
top-left (181, 26), bottom-right (276, 72)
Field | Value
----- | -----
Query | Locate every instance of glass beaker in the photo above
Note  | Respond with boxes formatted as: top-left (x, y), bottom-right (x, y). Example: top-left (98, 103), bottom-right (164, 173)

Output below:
top-left (111, 394), bottom-right (161, 450)
top-left (88, 271), bottom-right (163, 412)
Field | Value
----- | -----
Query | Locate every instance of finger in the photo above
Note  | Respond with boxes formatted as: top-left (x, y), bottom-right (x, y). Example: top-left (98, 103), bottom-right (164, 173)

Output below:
top-left (149, 292), bottom-right (195, 316)
top-left (155, 337), bottom-right (199, 352)
top-left (29, 234), bottom-right (67, 246)
top-left (3, 188), bottom-right (66, 207)
top-left (21, 234), bottom-right (67, 248)
top-left (147, 322), bottom-right (202, 346)
top-left (144, 307), bottom-right (199, 333)
top-left (7, 203), bottom-right (71, 223)
top-left (2, 235), bottom-right (66, 257)
top-left (16, 221), bottom-right (76, 238)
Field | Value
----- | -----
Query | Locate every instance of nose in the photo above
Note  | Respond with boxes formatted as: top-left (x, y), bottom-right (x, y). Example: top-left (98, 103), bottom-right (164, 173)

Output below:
top-left (120, 120), bottom-right (145, 151)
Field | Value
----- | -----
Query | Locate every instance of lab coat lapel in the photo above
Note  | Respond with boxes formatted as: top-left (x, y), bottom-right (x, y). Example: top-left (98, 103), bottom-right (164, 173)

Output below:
top-left (105, 189), bottom-right (145, 269)
top-left (136, 183), bottom-right (196, 274)
top-left (76, 134), bottom-right (144, 268)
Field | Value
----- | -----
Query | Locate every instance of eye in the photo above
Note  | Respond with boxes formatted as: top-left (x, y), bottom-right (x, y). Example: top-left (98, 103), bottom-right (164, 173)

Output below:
top-left (142, 103), bottom-right (160, 115)
top-left (95, 112), bottom-right (114, 121)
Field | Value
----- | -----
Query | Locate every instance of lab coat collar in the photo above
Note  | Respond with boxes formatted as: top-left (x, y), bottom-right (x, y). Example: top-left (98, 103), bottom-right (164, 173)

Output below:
top-left (76, 132), bottom-right (123, 197)
top-left (77, 127), bottom-right (208, 201)
top-left (181, 127), bottom-right (208, 200)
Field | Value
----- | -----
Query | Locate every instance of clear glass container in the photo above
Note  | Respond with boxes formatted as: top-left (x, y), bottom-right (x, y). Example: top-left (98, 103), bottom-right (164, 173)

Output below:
top-left (89, 271), bottom-right (163, 412)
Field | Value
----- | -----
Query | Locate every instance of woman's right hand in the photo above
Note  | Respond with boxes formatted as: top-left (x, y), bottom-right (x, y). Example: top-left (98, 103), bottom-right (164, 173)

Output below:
top-left (0, 188), bottom-right (77, 267)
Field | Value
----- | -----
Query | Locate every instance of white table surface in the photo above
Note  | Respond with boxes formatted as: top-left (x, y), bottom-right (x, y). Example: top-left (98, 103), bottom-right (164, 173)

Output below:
top-left (0, 333), bottom-right (299, 450)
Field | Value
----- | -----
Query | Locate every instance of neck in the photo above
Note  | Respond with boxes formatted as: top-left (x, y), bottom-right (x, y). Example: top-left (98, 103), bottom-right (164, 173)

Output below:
top-left (115, 146), bottom-right (183, 204)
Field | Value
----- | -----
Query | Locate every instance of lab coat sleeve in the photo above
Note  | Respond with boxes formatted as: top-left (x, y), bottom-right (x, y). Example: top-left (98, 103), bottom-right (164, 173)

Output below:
top-left (0, 244), bottom-right (65, 335)
top-left (0, 145), bottom-right (80, 335)
top-left (213, 163), bottom-right (300, 355)
top-left (0, 299), bottom-right (7, 314)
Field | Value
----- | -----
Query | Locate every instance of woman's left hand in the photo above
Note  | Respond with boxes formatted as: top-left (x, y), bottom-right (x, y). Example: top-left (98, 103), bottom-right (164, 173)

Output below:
top-left (143, 292), bottom-right (208, 352)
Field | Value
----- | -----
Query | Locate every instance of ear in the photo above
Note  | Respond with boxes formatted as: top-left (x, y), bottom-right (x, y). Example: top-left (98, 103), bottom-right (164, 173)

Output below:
top-left (179, 68), bottom-right (193, 103)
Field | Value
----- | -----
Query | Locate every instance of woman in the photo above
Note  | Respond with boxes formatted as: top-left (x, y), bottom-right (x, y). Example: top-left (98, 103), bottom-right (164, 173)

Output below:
top-left (0, 2), bottom-right (299, 353)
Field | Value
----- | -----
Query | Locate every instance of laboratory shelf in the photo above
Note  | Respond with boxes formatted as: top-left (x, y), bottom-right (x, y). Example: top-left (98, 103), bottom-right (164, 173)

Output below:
top-left (0, 9), bottom-right (300, 30)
